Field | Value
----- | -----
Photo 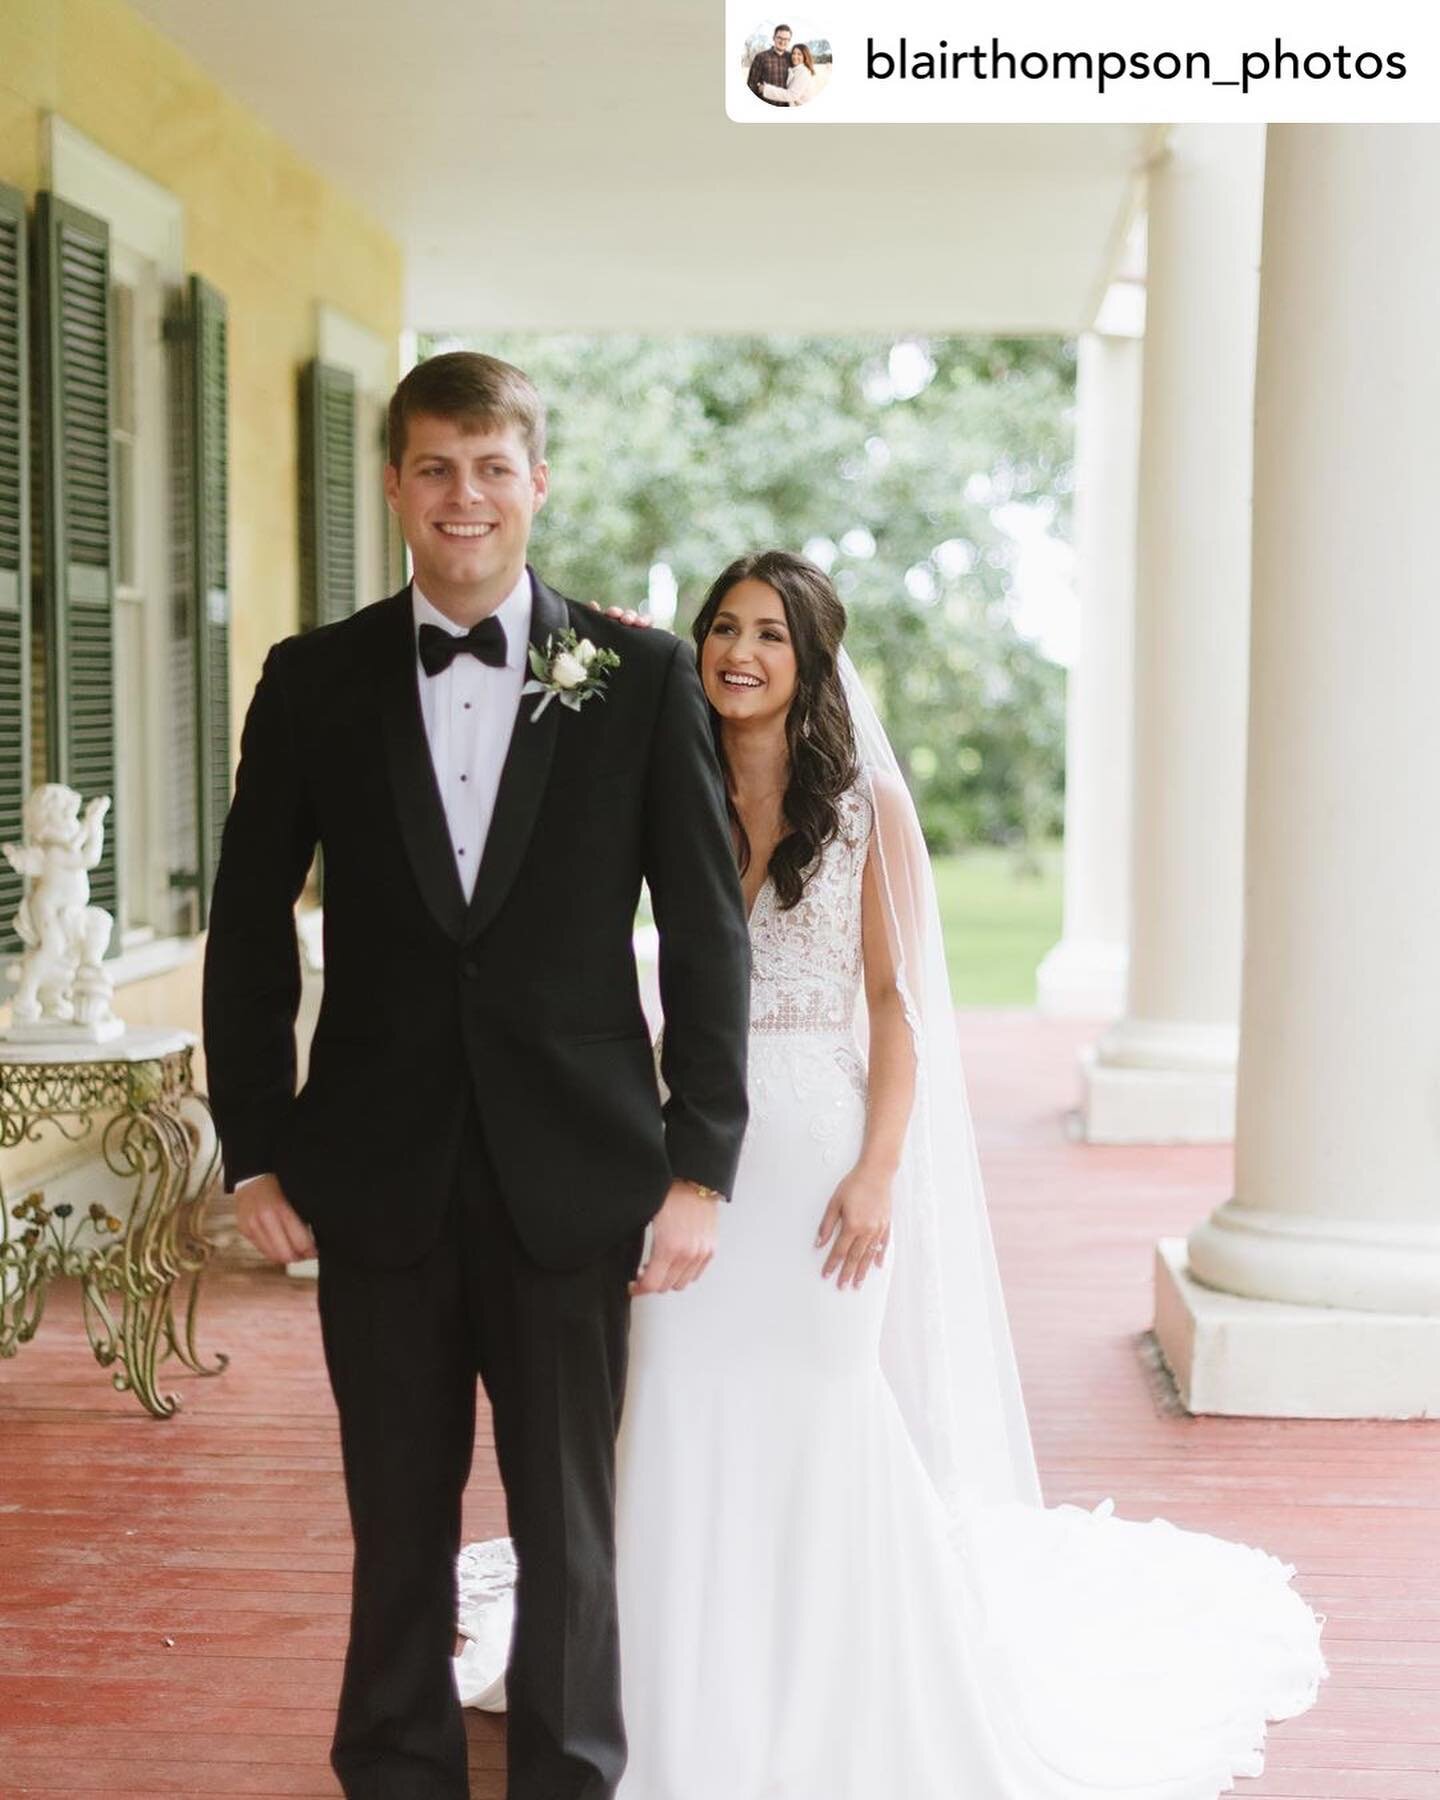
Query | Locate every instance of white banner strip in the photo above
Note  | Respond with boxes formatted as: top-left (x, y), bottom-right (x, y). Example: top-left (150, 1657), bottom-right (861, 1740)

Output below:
top-left (725, 2), bottom-right (1440, 122)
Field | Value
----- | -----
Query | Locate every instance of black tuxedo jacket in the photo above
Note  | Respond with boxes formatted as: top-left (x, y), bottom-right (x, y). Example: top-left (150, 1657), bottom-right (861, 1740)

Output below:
top-left (201, 570), bottom-right (751, 1271)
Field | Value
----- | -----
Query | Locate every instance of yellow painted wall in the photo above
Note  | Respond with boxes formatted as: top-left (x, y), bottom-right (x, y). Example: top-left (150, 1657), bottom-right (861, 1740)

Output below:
top-left (0, 0), bottom-right (402, 1061)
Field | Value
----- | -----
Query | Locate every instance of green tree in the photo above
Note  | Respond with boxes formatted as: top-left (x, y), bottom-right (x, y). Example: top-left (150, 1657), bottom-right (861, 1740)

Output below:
top-left (422, 332), bottom-right (1074, 850)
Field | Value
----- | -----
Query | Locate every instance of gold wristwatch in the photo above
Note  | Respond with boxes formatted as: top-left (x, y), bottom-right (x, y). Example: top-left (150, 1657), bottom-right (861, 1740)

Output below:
top-left (681, 1178), bottom-right (723, 1200)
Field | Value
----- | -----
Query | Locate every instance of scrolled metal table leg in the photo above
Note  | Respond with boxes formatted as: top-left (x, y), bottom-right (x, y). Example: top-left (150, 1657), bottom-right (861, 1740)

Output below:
top-left (100, 1107), bottom-right (188, 1418)
top-left (162, 1094), bottom-right (228, 1378)
top-left (0, 1040), bottom-right (229, 1416)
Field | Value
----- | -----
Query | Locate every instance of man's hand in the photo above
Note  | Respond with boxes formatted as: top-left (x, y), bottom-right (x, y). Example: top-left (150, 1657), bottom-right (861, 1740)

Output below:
top-left (235, 1172), bottom-right (316, 1264)
top-left (629, 1180), bottom-right (718, 1296)
top-left (591, 603), bottom-right (654, 630)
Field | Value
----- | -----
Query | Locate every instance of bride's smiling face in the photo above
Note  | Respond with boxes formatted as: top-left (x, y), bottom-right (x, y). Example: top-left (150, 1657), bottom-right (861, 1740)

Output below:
top-left (700, 579), bottom-right (798, 726)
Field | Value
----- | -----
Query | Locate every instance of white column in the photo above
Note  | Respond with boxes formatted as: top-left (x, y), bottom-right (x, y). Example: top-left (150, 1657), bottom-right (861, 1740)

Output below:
top-left (1081, 127), bottom-right (1266, 1142)
top-left (1155, 126), bottom-right (1440, 1417)
top-left (1036, 327), bottom-right (1140, 1018)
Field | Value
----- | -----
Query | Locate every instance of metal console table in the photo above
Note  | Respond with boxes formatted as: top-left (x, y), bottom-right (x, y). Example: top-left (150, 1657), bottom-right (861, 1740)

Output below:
top-left (0, 1028), bottom-right (228, 1417)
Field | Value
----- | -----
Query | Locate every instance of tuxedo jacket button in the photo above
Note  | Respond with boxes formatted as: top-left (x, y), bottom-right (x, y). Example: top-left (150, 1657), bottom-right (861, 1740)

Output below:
top-left (461, 959), bottom-right (479, 979)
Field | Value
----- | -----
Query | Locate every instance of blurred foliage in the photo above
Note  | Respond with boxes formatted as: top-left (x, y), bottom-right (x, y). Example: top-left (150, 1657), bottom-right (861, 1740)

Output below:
top-left (421, 332), bottom-right (1074, 850)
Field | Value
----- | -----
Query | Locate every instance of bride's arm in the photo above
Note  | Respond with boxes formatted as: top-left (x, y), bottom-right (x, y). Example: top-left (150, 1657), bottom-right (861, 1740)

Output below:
top-left (856, 834), bottom-right (919, 1176)
top-left (759, 81), bottom-right (793, 101)
top-left (816, 803), bottom-right (918, 1289)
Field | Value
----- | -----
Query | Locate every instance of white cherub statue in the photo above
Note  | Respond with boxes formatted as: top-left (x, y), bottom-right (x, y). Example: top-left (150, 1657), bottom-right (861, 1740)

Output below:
top-left (3, 784), bottom-right (123, 1042)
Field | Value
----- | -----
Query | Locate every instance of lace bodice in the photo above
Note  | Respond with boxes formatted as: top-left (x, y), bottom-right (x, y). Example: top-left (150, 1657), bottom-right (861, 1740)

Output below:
top-left (748, 784), bottom-right (873, 1038)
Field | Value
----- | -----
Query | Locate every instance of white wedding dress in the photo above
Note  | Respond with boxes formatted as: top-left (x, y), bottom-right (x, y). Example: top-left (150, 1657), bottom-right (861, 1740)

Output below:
top-left (457, 778), bottom-right (1328, 1799)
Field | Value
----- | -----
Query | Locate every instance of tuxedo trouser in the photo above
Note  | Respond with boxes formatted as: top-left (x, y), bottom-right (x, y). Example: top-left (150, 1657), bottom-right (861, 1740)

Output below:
top-left (316, 1103), bottom-right (644, 1800)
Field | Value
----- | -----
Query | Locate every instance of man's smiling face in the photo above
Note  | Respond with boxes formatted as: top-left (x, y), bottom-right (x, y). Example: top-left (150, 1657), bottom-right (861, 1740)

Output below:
top-left (384, 412), bottom-right (548, 608)
top-left (773, 28), bottom-right (792, 53)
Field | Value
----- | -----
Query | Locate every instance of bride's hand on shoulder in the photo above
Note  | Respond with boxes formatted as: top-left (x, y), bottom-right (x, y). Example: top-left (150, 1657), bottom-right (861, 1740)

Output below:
top-left (591, 602), bottom-right (653, 629)
top-left (815, 1166), bottom-right (892, 1290)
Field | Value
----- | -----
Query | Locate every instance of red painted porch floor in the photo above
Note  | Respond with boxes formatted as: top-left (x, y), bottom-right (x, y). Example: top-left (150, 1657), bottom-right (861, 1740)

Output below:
top-left (1, 1013), bottom-right (1436, 1798)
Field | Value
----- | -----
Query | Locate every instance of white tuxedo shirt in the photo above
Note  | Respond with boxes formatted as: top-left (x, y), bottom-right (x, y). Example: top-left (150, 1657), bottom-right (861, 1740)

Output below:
top-left (411, 569), bottom-right (532, 904)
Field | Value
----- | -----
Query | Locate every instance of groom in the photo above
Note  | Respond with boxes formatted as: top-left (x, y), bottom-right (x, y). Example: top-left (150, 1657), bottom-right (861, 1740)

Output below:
top-left (747, 22), bottom-right (794, 105)
top-left (202, 351), bottom-right (751, 1799)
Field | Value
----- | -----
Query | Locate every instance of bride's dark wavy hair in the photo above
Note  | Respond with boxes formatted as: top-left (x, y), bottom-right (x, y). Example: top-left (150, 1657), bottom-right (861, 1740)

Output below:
top-left (691, 550), bottom-right (858, 911)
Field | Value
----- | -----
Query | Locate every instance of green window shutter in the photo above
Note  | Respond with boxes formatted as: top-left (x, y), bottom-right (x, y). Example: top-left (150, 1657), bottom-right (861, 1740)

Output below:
top-left (385, 502), bottom-right (409, 593)
top-left (187, 276), bottom-right (229, 928)
top-left (299, 358), bottom-right (356, 629)
top-left (0, 184), bottom-right (31, 963)
top-left (375, 400), bottom-right (407, 593)
top-left (34, 193), bottom-right (118, 931)
top-left (383, 411), bottom-right (408, 593)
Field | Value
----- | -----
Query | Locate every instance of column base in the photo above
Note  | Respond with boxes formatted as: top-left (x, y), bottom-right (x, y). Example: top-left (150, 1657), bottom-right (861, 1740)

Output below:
top-left (1153, 1236), bottom-right (1440, 1418)
top-left (1035, 937), bottom-right (1128, 1018)
top-left (1188, 1199), bottom-right (1440, 1316)
top-left (1079, 1041), bottom-right (1236, 1142)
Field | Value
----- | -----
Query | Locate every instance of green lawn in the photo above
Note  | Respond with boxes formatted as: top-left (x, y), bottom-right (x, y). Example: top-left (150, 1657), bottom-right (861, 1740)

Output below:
top-left (932, 844), bottom-right (1063, 1007)
top-left (638, 842), bottom-right (1061, 1009)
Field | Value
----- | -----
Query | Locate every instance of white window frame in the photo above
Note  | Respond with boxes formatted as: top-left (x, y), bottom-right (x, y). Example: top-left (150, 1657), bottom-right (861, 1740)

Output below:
top-left (46, 118), bottom-right (184, 277)
top-left (109, 241), bottom-right (173, 946)
top-left (46, 118), bottom-right (195, 983)
top-left (318, 304), bottom-right (395, 607)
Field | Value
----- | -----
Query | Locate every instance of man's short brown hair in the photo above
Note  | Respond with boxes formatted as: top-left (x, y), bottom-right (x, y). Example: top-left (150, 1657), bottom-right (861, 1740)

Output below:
top-left (386, 351), bottom-right (547, 468)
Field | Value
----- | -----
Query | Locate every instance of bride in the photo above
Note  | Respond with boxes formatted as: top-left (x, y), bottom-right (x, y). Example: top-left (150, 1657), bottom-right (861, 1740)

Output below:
top-left (456, 550), bottom-right (1328, 1798)
top-left (761, 43), bottom-right (824, 105)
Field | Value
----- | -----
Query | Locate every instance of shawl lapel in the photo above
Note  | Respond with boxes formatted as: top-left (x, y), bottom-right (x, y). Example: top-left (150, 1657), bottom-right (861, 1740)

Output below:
top-left (462, 569), bottom-right (567, 941)
top-left (378, 585), bottom-right (469, 941)
top-left (377, 570), bottom-right (569, 944)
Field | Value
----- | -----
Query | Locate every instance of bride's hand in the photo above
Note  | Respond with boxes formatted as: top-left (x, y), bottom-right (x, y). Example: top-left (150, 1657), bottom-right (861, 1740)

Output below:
top-left (591, 603), bottom-right (653, 628)
top-left (815, 1167), bottom-right (892, 1290)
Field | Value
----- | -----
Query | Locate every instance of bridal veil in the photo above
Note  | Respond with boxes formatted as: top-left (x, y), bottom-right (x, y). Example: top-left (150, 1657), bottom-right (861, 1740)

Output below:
top-left (843, 643), bottom-right (1043, 1518)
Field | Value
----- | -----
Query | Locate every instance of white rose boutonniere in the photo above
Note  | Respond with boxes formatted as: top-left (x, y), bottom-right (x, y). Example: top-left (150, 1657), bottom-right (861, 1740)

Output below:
top-left (522, 628), bottom-right (621, 721)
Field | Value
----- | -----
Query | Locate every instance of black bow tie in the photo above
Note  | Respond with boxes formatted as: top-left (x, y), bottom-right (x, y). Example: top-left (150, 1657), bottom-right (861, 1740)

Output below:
top-left (418, 616), bottom-right (508, 677)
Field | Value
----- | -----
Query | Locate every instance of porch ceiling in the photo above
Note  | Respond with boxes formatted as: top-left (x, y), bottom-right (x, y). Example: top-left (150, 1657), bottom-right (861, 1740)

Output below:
top-left (128, 0), bottom-right (1163, 335)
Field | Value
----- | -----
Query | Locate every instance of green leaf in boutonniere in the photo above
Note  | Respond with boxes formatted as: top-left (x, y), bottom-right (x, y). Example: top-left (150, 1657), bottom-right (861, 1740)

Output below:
top-left (521, 628), bottom-right (622, 721)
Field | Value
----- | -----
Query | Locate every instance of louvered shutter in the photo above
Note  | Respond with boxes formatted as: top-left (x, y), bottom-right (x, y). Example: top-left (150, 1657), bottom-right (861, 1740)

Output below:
top-left (0, 185), bottom-right (30, 962)
top-left (385, 500), bottom-right (408, 592)
top-left (187, 276), bottom-right (229, 927)
top-left (299, 358), bottom-right (356, 629)
top-left (384, 418), bottom-right (409, 592)
top-left (162, 287), bottom-right (198, 935)
top-left (34, 194), bottom-right (118, 930)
